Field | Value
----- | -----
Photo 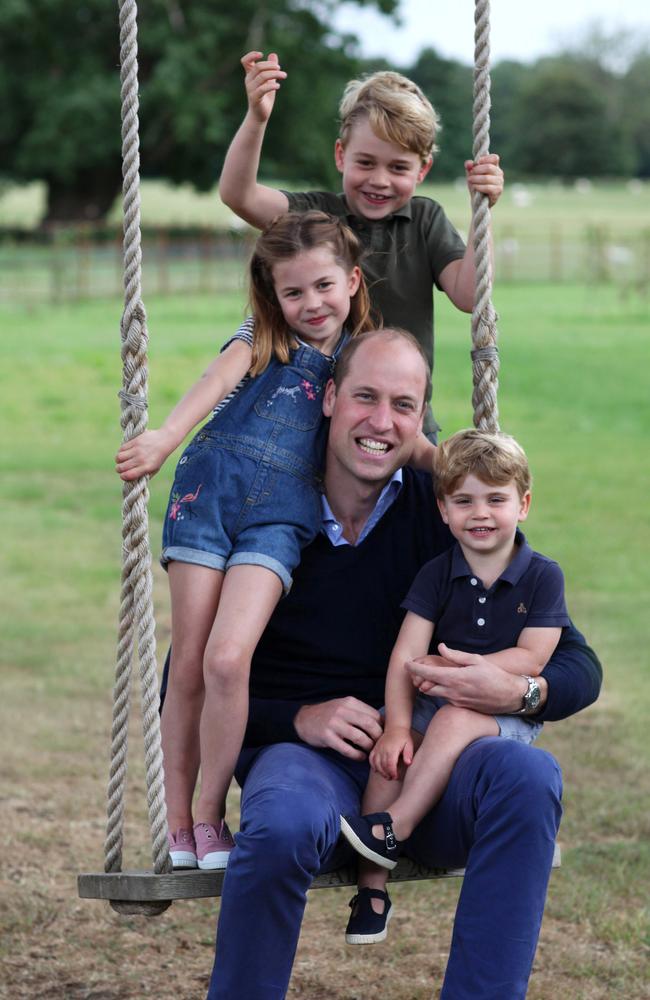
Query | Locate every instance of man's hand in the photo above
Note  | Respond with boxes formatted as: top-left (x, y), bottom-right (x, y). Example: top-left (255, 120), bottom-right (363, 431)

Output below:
top-left (369, 727), bottom-right (413, 781)
top-left (465, 153), bottom-right (504, 207)
top-left (406, 643), bottom-right (547, 715)
top-left (241, 51), bottom-right (287, 124)
top-left (115, 428), bottom-right (176, 481)
top-left (293, 698), bottom-right (383, 760)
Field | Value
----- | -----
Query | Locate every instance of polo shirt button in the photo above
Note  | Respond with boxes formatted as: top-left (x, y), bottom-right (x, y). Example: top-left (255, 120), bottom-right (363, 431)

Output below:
top-left (470, 578), bottom-right (478, 586)
top-left (477, 618), bottom-right (486, 626)
top-left (478, 596), bottom-right (486, 604)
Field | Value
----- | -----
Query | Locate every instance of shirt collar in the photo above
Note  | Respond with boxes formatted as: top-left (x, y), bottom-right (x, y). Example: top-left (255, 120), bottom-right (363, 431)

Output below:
top-left (450, 529), bottom-right (532, 586)
top-left (321, 467), bottom-right (403, 546)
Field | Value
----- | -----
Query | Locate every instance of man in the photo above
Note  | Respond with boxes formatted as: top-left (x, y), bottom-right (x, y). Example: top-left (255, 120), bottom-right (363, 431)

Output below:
top-left (203, 329), bottom-right (601, 999)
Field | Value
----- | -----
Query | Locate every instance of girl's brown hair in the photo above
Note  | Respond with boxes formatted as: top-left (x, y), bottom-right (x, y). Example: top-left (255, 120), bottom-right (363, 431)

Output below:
top-left (248, 210), bottom-right (373, 376)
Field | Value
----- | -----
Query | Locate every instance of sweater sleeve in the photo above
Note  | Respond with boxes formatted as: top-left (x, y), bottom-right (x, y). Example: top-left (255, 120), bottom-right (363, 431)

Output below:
top-left (244, 697), bottom-right (305, 746)
top-left (536, 620), bottom-right (602, 721)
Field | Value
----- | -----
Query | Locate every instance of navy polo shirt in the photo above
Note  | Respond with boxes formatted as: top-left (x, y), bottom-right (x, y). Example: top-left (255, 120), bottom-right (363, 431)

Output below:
top-left (402, 530), bottom-right (570, 655)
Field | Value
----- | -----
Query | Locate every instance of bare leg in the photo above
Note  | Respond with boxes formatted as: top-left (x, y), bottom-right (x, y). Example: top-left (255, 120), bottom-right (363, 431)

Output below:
top-left (195, 564), bottom-right (283, 825)
top-left (356, 768), bottom-right (405, 912)
top-left (163, 562), bottom-right (225, 832)
top-left (374, 705), bottom-right (499, 843)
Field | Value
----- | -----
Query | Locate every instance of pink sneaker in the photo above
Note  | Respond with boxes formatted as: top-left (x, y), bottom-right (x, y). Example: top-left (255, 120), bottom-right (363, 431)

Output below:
top-left (168, 827), bottom-right (197, 869)
top-left (194, 820), bottom-right (235, 870)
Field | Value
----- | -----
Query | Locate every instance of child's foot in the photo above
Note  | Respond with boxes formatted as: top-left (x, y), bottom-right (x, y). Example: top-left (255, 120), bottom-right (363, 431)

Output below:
top-left (194, 820), bottom-right (235, 870)
top-left (168, 827), bottom-right (197, 869)
top-left (339, 812), bottom-right (403, 870)
top-left (345, 888), bottom-right (393, 945)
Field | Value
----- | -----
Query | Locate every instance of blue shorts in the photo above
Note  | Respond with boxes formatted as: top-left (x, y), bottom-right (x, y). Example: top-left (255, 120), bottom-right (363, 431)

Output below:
top-left (161, 435), bottom-right (321, 594)
top-left (411, 693), bottom-right (543, 744)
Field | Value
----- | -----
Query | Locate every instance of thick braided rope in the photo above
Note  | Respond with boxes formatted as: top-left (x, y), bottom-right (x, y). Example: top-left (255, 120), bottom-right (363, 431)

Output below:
top-left (471, 0), bottom-right (500, 431)
top-left (104, 0), bottom-right (171, 895)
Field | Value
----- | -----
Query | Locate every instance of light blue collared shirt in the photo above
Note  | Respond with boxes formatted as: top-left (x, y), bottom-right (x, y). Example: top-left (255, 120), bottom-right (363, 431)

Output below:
top-left (321, 468), bottom-right (404, 547)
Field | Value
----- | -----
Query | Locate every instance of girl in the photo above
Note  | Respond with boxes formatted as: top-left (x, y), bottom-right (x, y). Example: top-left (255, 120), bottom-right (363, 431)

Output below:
top-left (116, 211), bottom-right (372, 869)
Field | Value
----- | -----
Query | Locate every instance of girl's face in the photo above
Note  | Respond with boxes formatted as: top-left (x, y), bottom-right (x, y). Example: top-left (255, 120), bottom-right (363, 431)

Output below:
top-left (271, 246), bottom-right (361, 355)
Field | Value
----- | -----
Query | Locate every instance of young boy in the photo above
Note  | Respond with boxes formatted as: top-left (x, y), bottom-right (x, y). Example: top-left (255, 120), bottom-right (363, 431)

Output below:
top-left (218, 53), bottom-right (504, 439)
top-left (339, 429), bottom-right (570, 944)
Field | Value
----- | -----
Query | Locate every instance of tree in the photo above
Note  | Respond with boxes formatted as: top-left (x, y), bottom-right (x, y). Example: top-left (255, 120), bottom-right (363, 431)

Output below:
top-left (509, 58), bottom-right (634, 178)
top-left (622, 54), bottom-right (650, 177)
top-left (406, 48), bottom-right (473, 179)
top-left (0, 0), bottom-right (397, 224)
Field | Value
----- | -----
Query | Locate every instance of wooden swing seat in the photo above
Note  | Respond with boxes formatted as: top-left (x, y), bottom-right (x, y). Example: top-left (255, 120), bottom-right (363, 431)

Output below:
top-left (78, 845), bottom-right (560, 907)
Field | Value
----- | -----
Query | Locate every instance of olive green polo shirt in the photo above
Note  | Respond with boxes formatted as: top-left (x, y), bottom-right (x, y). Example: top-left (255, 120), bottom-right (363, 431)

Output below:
top-left (285, 190), bottom-right (466, 436)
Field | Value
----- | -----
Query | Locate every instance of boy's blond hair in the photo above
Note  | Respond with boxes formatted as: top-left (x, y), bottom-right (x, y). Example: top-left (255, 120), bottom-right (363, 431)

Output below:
top-left (435, 429), bottom-right (532, 500)
top-left (338, 71), bottom-right (440, 163)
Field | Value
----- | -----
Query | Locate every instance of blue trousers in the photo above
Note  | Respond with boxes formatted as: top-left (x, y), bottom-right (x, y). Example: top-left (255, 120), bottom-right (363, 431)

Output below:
top-left (207, 738), bottom-right (562, 1000)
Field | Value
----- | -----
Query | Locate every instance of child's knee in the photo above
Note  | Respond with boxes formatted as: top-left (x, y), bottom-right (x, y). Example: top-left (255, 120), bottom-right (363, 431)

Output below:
top-left (203, 641), bottom-right (250, 691)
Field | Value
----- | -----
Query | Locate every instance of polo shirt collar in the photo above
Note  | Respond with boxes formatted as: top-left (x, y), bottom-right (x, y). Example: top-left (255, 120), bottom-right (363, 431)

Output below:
top-left (340, 195), bottom-right (413, 224)
top-left (450, 529), bottom-right (532, 586)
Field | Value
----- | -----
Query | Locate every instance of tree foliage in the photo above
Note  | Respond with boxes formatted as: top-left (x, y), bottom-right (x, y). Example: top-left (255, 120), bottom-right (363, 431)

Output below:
top-left (0, 0), bottom-right (397, 223)
top-left (0, 4), bottom-right (648, 224)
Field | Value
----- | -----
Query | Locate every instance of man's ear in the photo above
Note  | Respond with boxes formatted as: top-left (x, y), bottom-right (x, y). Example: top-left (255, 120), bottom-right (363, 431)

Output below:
top-left (334, 139), bottom-right (345, 175)
top-left (417, 156), bottom-right (433, 184)
top-left (322, 378), bottom-right (337, 417)
top-left (436, 496), bottom-right (449, 525)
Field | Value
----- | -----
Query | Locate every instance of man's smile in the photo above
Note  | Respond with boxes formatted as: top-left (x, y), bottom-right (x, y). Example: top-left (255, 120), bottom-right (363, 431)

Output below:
top-left (357, 437), bottom-right (391, 455)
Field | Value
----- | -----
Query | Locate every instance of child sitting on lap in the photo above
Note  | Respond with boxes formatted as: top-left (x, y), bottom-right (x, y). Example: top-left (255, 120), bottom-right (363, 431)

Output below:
top-left (339, 429), bottom-right (570, 944)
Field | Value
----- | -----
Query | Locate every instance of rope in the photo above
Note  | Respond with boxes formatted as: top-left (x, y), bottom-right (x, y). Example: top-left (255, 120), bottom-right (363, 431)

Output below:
top-left (471, 0), bottom-right (500, 432)
top-left (104, 0), bottom-right (172, 915)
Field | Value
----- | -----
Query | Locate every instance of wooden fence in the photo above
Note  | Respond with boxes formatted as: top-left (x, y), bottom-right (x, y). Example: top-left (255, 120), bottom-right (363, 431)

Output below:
top-left (1, 225), bottom-right (649, 305)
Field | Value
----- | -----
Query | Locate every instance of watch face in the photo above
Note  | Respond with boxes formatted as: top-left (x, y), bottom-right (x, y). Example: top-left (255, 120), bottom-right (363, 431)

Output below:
top-left (526, 680), bottom-right (541, 711)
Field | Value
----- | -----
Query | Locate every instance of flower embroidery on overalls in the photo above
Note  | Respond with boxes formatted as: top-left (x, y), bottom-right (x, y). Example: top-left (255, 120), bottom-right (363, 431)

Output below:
top-left (266, 380), bottom-right (321, 406)
top-left (169, 484), bottom-right (202, 520)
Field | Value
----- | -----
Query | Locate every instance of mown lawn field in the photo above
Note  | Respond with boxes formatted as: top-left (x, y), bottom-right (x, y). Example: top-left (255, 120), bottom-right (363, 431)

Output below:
top-left (1, 281), bottom-right (648, 998)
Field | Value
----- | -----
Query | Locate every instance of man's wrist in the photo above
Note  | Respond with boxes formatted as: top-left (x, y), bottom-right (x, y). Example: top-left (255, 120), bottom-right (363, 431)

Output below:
top-left (513, 675), bottom-right (548, 716)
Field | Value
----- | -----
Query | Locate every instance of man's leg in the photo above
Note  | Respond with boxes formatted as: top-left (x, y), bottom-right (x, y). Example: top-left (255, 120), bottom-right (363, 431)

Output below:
top-left (207, 744), bottom-right (367, 1000)
top-left (405, 737), bottom-right (562, 1000)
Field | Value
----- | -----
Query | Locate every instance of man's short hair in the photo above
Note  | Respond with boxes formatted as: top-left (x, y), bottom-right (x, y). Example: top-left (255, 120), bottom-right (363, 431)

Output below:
top-left (435, 429), bottom-right (532, 499)
top-left (338, 71), bottom-right (440, 163)
top-left (333, 327), bottom-right (432, 409)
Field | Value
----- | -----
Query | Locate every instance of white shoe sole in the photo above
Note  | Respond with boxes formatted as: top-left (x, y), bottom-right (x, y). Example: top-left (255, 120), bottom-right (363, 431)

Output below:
top-left (170, 850), bottom-right (197, 869)
top-left (197, 851), bottom-right (231, 870)
top-left (346, 904), bottom-right (393, 945)
top-left (339, 816), bottom-right (398, 870)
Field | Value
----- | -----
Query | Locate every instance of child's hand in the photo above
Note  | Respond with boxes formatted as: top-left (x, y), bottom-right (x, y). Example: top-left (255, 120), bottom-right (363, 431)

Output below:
top-left (369, 727), bottom-right (414, 781)
top-left (115, 428), bottom-right (175, 481)
top-left (465, 153), bottom-right (504, 207)
top-left (408, 650), bottom-right (460, 693)
top-left (241, 51), bottom-right (287, 123)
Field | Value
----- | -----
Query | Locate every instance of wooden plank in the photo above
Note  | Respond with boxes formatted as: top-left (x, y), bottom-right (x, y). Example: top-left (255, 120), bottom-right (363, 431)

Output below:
top-left (78, 845), bottom-right (560, 904)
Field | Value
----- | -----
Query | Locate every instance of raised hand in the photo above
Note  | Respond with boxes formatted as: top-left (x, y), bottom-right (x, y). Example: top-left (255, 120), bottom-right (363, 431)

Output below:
top-left (241, 51), bottom-right (287, 123)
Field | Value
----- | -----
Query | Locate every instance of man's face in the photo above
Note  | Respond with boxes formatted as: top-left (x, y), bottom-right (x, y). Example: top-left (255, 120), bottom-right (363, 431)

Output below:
top-left (334, 119), bottom-right (431, 221)
top-left (323, 335), bottom-right (427, 489)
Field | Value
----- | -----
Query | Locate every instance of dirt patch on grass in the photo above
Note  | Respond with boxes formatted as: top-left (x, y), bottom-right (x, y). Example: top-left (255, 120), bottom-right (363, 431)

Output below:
top-left (2, 684), bottom-right (648, 999)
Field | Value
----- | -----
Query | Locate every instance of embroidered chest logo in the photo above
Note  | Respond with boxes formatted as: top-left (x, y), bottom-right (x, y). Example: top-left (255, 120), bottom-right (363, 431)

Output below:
top-left (267, 379), bottom-right (321, 406)
top-left (169, 483), bottom-right (202, 520)
top-left (517, 602), bottom-right (528, 614)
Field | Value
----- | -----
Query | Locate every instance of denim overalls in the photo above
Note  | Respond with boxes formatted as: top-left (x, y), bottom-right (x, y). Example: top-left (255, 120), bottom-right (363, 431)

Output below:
top-left (161, 338), bottom-right (343, 592)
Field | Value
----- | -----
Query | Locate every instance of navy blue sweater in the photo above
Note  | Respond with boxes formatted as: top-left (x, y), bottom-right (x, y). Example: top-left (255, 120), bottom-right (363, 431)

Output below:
top-left (245, 469), bottom-right (602, 745)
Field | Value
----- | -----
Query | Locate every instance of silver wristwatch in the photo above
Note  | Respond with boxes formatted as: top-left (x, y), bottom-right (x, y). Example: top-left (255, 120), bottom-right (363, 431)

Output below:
top-left (517, 676), bottom-right (541, 715)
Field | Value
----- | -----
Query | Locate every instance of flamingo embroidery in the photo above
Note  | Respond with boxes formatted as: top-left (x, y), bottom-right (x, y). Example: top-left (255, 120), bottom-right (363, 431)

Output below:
top-left (169, 483), bottom-right (203, 520)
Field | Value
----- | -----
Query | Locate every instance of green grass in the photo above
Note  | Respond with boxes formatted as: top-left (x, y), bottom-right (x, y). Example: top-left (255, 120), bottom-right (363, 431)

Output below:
top-left (1, 283), bottom-right (649, 997)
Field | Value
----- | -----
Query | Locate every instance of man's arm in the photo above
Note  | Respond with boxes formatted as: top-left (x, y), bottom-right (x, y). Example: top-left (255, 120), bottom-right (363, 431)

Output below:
top-left (218, 51), bottom-right (290, 228)
top-left (406, 621), bottom-right (602, 721)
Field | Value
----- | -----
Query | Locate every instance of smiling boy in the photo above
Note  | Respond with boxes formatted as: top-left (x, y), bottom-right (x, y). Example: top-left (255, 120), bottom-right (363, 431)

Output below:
top-left (218, 53), bottom-right (504, 438)
top-left (339, 428), bottom-right (571, 944)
